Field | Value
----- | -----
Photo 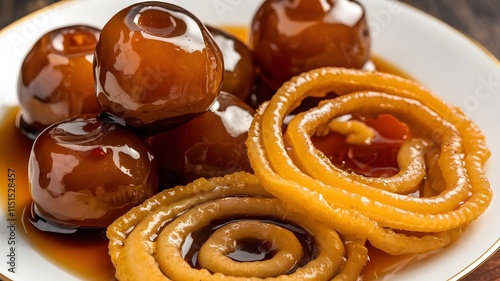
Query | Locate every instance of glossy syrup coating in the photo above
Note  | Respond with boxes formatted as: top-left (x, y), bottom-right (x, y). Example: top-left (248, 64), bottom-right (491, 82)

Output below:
top-left (17, 25), bottom-right (101, 140)
top-left (207, 26), bottom-right (255, 101)
top-left (312, 114), bottom-right (410, 178)
top-left (250, 0), bottom-right (371, 91)
top-left (147, 92), bottom-right (254, 187)
top-left (28, 115), bottom-right (159, 229)
top-left (94, 2), bottom-right (224, 135)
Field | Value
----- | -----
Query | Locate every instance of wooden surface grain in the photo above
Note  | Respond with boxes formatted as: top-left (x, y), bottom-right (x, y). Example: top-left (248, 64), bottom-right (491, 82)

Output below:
top-left (400, 0), bottom-right (500, 60)
top-left (1, 0), bottom-right (499, 280)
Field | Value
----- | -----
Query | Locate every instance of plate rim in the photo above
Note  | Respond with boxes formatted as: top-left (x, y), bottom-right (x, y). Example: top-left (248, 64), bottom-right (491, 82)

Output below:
top-left (1, 0), bottom-right (499, 280)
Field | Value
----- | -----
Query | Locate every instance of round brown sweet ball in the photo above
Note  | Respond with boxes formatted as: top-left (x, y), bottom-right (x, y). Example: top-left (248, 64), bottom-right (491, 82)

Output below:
top-left (147, 92), bottom-right (254, 187)
top-left (207, 26), bottom-right (255, 101)
top-left (94, 2), bottom-right (224, 135)
top-left (250, 0), bottom-right (370, 91)
top-left (17, 25), bottom-right (101, 140)
top-left (28, 114), bottom-right (159, 229)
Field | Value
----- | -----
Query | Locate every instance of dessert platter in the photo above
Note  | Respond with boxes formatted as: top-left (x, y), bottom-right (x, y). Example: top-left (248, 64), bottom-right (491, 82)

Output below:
top-left (0, 0), bottom-right (499, 280)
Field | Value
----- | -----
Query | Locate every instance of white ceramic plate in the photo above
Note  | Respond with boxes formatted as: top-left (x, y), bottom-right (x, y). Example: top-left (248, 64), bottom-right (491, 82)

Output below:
top-left (0, 0), bottom-right (499, 280)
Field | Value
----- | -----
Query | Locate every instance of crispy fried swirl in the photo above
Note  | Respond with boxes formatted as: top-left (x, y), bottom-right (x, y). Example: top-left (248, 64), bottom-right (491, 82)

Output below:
top-left (246, 67), bottom-right (492, 255)
top-left (107, 172), bottom-right (367, 281)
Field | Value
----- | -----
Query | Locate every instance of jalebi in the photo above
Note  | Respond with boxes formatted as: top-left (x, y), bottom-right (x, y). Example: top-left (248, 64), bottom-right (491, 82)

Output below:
top-left (246, 67), bottom-right (492, 255)
top-left (107, 172), bottom-right (367, 281)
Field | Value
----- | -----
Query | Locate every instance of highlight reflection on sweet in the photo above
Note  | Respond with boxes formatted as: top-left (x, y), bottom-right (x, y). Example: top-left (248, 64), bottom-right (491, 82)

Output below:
top-left (107, 172), bottom-right (368, 280)
top-left (207, 26), bottom-right (255, 101)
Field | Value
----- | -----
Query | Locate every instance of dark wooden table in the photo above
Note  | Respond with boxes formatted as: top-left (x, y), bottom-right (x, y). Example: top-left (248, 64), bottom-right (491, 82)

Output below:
top-left (1, 0), bottom-right (499, 280)
top-left (400, 0), bottom-right (500, 60)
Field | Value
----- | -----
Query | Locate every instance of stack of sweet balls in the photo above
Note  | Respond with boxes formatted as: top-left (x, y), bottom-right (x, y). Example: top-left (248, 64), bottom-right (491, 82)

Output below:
top-left (17, 0), bottom-right (370, 230)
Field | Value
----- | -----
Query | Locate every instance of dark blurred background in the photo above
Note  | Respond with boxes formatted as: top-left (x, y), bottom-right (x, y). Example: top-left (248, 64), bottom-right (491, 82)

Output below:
top-left (400, 0), bottom-right (500, 59)
top-left (0, 0), bottom-right (59, 28)
top-left (1, 0), bottom-right (499, 59)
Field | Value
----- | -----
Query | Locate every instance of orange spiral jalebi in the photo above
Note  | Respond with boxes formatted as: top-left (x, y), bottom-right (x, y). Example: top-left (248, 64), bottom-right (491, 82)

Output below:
top-left (107, 172), bottom-right (367, 281)
top-left (246, 67), bottom-right (492, 255)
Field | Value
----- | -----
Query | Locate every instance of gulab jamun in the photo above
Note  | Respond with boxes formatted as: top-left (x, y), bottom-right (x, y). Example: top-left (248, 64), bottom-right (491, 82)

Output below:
top-left (94, 2), bottom-right (224, 134)
top-left (17, 25), bottom-right (101, 140)
top-left (250, 0), bottom-right (370, 91)
top-left (148, 92), bottom-right (254, 187)
top-left (28, 114), bottom-right (159, 229)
